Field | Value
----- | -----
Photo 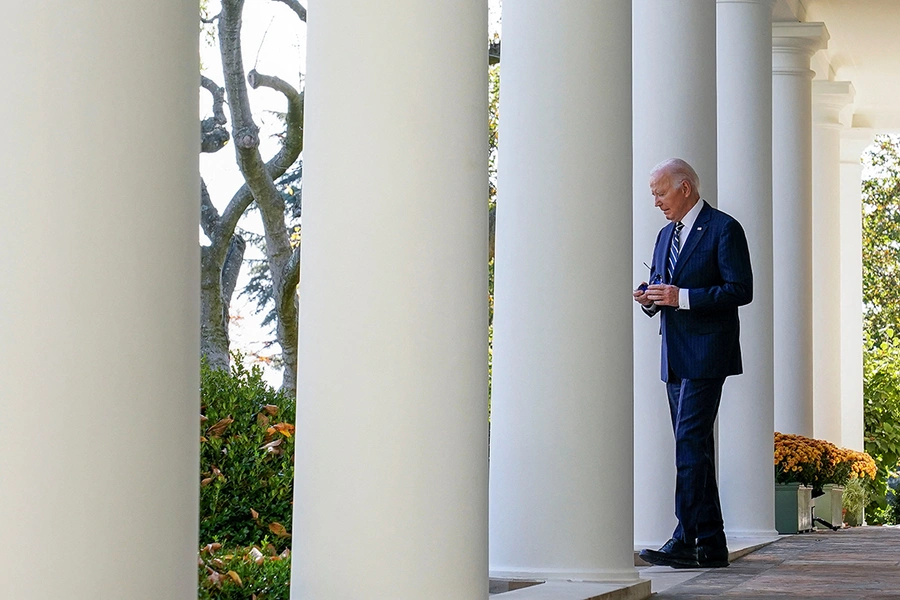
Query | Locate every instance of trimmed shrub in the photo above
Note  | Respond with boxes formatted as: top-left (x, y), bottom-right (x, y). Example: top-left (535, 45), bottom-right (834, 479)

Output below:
top-left (200, 358), bottom-right (295, 552)
top-left (199, 544), bottom-right (292, 600)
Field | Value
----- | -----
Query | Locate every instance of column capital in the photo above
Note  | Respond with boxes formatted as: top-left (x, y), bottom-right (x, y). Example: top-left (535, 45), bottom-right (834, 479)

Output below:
top-left (772, 22), bottom-right (829, 76)
top-left (813, 80), bottom-right (855, 129)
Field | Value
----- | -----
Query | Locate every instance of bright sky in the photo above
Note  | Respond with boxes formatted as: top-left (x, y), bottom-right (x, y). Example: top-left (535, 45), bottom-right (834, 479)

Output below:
top-left (199, 1), bottom-right (501, 386)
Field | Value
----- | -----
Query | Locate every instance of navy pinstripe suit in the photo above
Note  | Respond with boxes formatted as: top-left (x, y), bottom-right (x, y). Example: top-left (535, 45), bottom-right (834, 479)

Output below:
top-left (644, 201), bottom-right (752, 549)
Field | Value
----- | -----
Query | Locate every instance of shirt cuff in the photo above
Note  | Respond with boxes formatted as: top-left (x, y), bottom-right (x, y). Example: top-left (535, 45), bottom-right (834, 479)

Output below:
top-left (678, 288), bottom-right (691, 310)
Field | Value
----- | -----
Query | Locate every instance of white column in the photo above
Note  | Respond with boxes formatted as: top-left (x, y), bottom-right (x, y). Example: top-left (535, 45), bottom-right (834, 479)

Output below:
top-left (292, 2), bottom-right (489, 598)
top-left (716, 0), bottom-right (778, 539)
top-left (489, 0), bottom-right (637, 581)
top-left (633, 0), bottom-right (718, 549)
top-left (772, 22), bottom-right (829, 437)
top-left (812, 81), bottom-right (855, 446)
top-left (839, 130), bottom-right (874, 451)
top-left (0, 4), bottom-right (199, 600)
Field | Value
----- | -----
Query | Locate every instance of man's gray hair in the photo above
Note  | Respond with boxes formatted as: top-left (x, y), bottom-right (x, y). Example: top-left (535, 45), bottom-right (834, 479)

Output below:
top-left (651, 158), bottom-right (701, 195)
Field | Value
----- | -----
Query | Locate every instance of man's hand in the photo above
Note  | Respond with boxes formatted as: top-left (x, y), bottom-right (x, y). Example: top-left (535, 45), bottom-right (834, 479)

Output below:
top-left (646, 283), bottom-right (679, 307)
top-left (633, 283), bottom-right (654, 307)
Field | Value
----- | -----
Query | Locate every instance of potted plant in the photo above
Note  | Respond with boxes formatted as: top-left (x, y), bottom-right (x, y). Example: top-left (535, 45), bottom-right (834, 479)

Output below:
top-left (773, 433), bottom-right (877, 532)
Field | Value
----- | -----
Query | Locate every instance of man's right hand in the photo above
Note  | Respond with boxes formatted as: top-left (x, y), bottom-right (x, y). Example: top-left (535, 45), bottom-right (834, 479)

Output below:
top-left (633, 283), bottom-right (654, 307)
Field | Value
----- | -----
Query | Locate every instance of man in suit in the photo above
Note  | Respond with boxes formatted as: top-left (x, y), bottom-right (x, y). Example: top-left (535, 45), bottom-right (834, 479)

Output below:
top-left (633, 158), bottom-right (753, 569)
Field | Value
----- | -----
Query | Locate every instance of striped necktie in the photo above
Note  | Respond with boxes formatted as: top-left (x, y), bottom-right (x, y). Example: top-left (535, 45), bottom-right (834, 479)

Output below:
top-left (668, 221), bottom-right (684, 280)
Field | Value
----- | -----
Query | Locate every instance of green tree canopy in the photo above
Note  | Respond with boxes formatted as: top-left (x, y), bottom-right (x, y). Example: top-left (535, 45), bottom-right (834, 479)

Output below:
top-left (862, 134), bottom-right (900, 521)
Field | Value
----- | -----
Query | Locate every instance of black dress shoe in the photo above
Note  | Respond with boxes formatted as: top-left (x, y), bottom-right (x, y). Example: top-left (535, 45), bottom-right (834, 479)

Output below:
top-left (639, 538), bottom-right (699, 569)
top-left (697, 545), bottom-right (729, 568)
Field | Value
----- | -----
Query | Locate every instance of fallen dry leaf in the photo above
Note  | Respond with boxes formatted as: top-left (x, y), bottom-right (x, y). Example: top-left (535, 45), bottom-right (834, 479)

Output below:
top-left (207, 416), bottom-right (234, 437)
top-left (227, 570), bottom-right (243, 587)
top-left (259, 439), bottom-right (283, 453)
top-left (263, 404), bottom-right (279, 416)
top-left (257, 413), bottom-right (270, 428)
top-left (200, 477), bottom-right (214, 487)
top-left (268, 522), bottom-right (291, 538)
top-left (250, 508), bottom-right (259, 520)
top-left (206, 567), bottom-right (223, 589)
top-left (201, 543), bottom-right (222, 555)
top-left (249, 547), bottom-right (265, 565)
top-left (272, 422), bottom-right (295, 438)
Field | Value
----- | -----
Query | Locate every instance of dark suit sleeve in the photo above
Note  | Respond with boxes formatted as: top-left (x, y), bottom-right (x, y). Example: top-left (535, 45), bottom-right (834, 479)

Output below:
top-left (641, 228), bottom-right (665, 318)
top-left (687, 218), bottom-right (753, 310)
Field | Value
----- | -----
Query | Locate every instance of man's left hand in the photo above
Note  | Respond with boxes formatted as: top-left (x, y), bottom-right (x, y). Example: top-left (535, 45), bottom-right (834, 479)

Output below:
top-left (646, 284), bottom-right (679, 307)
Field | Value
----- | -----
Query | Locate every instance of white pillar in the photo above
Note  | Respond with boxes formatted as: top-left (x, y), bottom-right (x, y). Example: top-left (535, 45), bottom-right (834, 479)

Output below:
top-left (633, 0), bottom-right (718, 549)
top-left (292, 2), bottom-right (489, 598)
top-left (0, 4), bottom-right (199, 600)
top-left (839, 130), bottom-right (874, 451)
top-left (772, 22), bottom-right (829, 437)
top-left (716, 0), bottom-right (778, 539)
top-left (488, 0), bottom-right (637, 581)
top-left (812, 81), bottom-right (855, 446)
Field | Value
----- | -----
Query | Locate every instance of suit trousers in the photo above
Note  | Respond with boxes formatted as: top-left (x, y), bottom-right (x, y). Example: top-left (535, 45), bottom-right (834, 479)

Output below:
top-left (666, 373), bottom-right (727, 549)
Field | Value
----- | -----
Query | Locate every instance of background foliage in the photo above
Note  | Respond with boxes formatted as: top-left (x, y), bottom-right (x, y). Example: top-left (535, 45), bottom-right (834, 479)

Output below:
top-left (862, 134), bottom-right (900, 522)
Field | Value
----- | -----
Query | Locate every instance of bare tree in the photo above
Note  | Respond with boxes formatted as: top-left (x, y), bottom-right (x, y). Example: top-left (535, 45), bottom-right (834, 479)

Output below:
top-left (199, 0), bottom-right (305, 394)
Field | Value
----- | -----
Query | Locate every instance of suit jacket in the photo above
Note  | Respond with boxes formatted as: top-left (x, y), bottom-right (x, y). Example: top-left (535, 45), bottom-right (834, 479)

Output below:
top-left (645, 201), bottom-right (753, 381)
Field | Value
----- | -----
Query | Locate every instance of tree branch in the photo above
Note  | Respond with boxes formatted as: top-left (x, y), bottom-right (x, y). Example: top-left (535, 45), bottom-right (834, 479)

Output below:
top-left (201, 76), bottom-right (227, 125)
top-left (200, 177), bottom-right (221, 237)
top-left (283, 243), bottom-right (301, 304)
top-left (200, 76), bottom-right (230, 153)
top-left (200, 12), bottom-right (221, 24)
top-left (248, 69), bottom-right (305, 173)
top-left (271, 0), bottom-right (307, 22)
top-left (222, 235), bottom-right (247, 304)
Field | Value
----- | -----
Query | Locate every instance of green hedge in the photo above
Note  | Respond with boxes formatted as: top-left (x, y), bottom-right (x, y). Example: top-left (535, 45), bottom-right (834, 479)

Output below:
top-left (200, 358), bottom-right (295, 597)
top-left (199, 545), bottom-right (291, 600)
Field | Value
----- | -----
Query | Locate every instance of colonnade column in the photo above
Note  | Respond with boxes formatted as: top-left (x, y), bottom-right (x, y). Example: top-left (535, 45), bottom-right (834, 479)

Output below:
top-left (292, 2), bottom-right (489, 598)
top-left (771, 22), bottom-right (829, 437)
top-left (812, 81), bottom-right (855, 445)
top-left (633, 0), bottom-right (718, 549)
top-left (839, 130), bottom-right (874, 451)
top-left (488, 0), bottom-right (638, 582)
top-left (716, 0), bottom-right (778, 539)
top-left (0, 4), bottom-right (200, 599)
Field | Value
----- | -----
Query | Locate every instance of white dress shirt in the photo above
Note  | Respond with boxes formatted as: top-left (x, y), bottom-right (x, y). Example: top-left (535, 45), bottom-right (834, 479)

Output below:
top-left (675, 198), bottom-right (705, 310)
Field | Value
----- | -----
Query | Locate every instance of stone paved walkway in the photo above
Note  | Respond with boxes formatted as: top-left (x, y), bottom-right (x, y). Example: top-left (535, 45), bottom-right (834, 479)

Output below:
top-left (652, 526), bottom-right (900, 599)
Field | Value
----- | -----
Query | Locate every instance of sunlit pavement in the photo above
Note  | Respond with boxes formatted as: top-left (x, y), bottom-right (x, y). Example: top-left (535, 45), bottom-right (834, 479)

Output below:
top-left (646, 526), bottom-right (900, 599)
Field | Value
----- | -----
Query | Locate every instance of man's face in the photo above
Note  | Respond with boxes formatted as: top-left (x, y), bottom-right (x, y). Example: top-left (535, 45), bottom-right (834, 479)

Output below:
top-left (650, 170), bottom-right (693, 222)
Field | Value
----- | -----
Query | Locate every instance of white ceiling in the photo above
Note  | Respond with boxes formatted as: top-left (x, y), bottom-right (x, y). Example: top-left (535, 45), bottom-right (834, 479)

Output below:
top-left (774, 0), bottom-right (900, 129)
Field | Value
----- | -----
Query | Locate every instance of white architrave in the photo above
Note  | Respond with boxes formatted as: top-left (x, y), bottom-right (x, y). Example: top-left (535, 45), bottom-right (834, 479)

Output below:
top-left (488, 0), bottom-right (638, 582)
top-left (291, 1), bottom-right (490, 598)
top-left (839, 130), bottom-right (875, 452)
top-left (716, 0), bottom-right (779, 539)
top-left (633, 0), bottom-right (718, 549)
top-left (772, 22), bottom-right (829, 437)
top-left (812, 81), bottom-right (855, 446)
top-left (0, 3), bottom-right (200, 599)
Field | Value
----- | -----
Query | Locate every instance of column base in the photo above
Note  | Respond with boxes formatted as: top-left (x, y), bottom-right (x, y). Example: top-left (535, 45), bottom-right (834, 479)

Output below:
top-left (490, 567), bottom-right (641, 583)
top-left (490, 578), bottom-right (651, 600)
